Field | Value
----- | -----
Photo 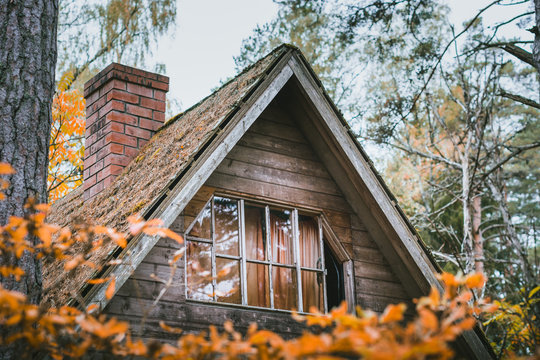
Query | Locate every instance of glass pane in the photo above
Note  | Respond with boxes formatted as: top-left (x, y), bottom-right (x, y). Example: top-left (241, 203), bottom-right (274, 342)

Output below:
top-left (273, 266), bottom-right (297, 310)
top-left (302, 270), bottom-right (324, 313)
top-left (214, 197), bottom-right (239, 256)
top-left (186, 241), bottom-right (213, 301)
top-left (215, 257), bottom-right (241, 304)
top-left (270, 209), bottom-right (294, 265)
top-left (299, 215), bottom-right (321, 269)
top-left (245, 203), bottom-right (267, 261)
top-left (188, 201), bottom-right (211, 239)
top-left (246, 262), bottom-right (270, 307)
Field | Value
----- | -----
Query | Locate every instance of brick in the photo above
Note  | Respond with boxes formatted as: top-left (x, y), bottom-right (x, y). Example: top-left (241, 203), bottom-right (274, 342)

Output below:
top-left (88, 182), bottom-right (105, 198)
top-left (152, 80), bottom-right (169, 91)
top-left (88, 160), bottom-right (104, 176)
top-left (87, 95), bottom-right (106, 116)
top-left (96, 143), bottom-right (123, 161)
top-left (103, 153), bottom-right (132, 167)
top-left (99, 164), bottom-right (124, 180)
top-left (85, 111), bottom-right (99, 127)
top-left (106, 111), bottom-right (138, 126)
top-left (126, 83), bottom-right (152, 98)
top-left (153, 111), bottom-right (165, 123)
top-left (98, 79), bottom-right (127, 97)
top-left (105, 132), bottom-right (138, 147)
top-left (125, 125), bottom-right (151, 139)
top-left (98, 100), bottom-right (125, 118)
top-left (140, 97), bottom-right (166, 112)
top-left (85, 90), bottom-right (100, 107)
top-left (107, 89), bottom-right (139, 104)
top-left (124, 146), bottom-right (139, 158)
top-left (132, 68), bottom-right (157, 80)
top-left (84, 153), bottom-right (96, 168)
top-left (109, 121), bottom-right (124, 133)
top-left (140, 118), bottom-right (162, 131)
top-left (157, 74), bottom-right (169, 83)
top-left (153, 90), bottom-right (166, 101)
top-left (102, 176), bottom-right (116, 188)
top-left (83, 174), bottom-right (97, 189)
top-left (138, 139), bottom-right (148, 148)
top-left (126, 104), bottom-right (152, 118)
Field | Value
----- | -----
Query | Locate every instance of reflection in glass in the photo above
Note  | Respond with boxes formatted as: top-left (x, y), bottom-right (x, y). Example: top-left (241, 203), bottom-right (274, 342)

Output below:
top-left (215, 257), bottom-right (241, 304)
top-left (299, 215), bottom-right (321, 269)
top-left (186, 241), bottom-right (212, 301)
top-left (270, 209), bottom-right (294, 265)
top-left (188, 201), bottom-right (211, 239)
top-left (273, 266), bottom-right (297, 310)
top-left (302, 270), bottom-right (324, 312)
top-left (214, 197), bottom-right (239, 256)
top-left (246, 262), bottom-right (270, 307)
top-left (245, 204), bottom-right (267, 261)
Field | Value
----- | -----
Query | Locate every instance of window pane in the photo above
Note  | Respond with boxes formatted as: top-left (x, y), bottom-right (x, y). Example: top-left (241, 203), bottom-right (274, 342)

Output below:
top-left (186, 241), bottom-right (212, 301)
top-left (245, 203), bottom-right (267, 261)
top-left (246, 262), bottom-right (270, 307)
top-left (215, 257), bottom-right (241, 304)
top-left (188, 201), bottom-right (211, 239)
top-left (270, 209), bottom-right (294, 265)
top-left (214, 197), bottom-right (239, 256)
top-left (302, 270), bottom-right (324, 313)
top-left (273, 266), bottom-right (297, 310)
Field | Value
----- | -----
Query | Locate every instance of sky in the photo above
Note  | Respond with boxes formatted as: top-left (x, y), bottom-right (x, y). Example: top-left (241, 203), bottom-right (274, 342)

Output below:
top-left (151, 0), bottom-right (533, 114)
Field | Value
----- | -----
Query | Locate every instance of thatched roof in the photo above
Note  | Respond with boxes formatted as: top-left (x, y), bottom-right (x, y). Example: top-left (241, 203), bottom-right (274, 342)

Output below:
top-left (43, 44), bottom-right (292, 307)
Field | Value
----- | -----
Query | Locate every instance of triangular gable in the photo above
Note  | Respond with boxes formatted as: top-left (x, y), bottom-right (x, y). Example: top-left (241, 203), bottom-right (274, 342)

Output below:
top-left (46, 45), bottom-right (493, 359)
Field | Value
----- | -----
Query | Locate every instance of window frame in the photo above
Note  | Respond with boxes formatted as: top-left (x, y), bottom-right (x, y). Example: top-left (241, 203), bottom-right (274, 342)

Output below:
top-left (184, 193), bottom-right (355, 313)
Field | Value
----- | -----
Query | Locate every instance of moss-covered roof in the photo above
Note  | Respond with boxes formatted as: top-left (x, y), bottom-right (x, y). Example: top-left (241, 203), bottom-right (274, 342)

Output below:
top-left (43, 45), bottom-right (292, 307)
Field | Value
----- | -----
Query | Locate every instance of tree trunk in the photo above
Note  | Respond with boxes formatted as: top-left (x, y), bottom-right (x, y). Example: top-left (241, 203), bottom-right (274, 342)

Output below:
top-left (0, 0), bottom-right (58, 304)
top-left (461, 133), bottom-right (475, 274)
top-left (488, 177), bottom-right (535, 288)
top-left (534, 0), bottom-right (540, 77)
top-left (472, 195), bottom-right (483, 274)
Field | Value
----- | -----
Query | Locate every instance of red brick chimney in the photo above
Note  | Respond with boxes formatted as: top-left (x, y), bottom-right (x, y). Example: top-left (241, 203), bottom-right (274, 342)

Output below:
top-left (83, 64), bottom-right (169, 200)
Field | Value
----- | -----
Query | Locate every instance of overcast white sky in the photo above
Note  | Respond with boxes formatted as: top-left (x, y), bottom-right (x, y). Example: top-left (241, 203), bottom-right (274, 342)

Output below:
top-left (151, 0), bottom-right (532, 113)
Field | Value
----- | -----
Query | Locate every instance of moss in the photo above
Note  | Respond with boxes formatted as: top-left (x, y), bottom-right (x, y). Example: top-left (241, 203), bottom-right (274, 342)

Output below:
top-left (130, 200), bottom-right (147, 214)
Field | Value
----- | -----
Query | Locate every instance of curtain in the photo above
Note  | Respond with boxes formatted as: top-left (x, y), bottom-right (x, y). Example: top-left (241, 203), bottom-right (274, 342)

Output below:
top-left (299, 216), bottom-right (323, 312)
top-left (270, 210), bottom-right (297, 310)
top-left (245, 205), bottom-right (270, 307)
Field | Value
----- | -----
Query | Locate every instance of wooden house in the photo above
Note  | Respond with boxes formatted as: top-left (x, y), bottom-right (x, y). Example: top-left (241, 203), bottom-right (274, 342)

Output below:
top-left (45, 45), bottom-right (494, 358)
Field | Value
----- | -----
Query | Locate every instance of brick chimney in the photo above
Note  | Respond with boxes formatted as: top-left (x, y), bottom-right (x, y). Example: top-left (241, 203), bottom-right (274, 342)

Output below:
top-left (83, 64), bottom-right (169, 200)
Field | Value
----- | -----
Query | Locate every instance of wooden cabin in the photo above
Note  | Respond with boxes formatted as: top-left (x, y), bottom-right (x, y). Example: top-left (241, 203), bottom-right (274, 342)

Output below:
top-left (45, 45), bottom-right (494, 358)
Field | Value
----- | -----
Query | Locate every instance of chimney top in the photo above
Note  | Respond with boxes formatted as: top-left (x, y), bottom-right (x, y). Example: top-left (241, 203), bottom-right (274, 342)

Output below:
top-left (83, 63), bottom-right (169, 200)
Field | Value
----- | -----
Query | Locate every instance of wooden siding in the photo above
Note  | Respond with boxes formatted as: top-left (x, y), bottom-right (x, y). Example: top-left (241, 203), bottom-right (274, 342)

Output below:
top-left (104, 101), bottom-right (412, 337)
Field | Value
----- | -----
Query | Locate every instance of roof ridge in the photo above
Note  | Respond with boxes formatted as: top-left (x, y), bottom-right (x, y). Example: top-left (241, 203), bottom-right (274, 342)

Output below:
top-left (160, 44), bottom-right (294, 132)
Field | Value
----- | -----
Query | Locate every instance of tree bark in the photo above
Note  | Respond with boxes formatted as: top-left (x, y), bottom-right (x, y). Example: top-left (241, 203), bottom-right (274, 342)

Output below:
top-left (534, 0), bottom-right (540, 77)
top-left (0, 0), bottom-right (58, 304)
top-left (472, 195), bottom-right (483, 274)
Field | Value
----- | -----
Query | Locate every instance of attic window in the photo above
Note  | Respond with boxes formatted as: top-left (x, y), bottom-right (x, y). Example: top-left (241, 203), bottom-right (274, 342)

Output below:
top-left (185, 195), bottom-right (349, 313)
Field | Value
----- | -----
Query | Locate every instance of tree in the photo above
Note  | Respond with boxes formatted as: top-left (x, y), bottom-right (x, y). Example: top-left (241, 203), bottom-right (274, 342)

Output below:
top-left (0, 0), bottom-right (59, 304)
top-left (45, 0), bottom-right (177, 202)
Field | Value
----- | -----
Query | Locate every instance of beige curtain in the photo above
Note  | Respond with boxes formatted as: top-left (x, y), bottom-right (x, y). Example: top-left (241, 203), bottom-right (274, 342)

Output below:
top-left (270, 211), bottom-right (297, 310)
top-left (245, 206), bottom-right (269, 307)
top-left (299, 216), bottom-right (323, 312)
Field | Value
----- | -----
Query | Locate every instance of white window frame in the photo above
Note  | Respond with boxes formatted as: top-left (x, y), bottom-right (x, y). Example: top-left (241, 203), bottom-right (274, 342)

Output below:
top-left (184, 194), bottom-right (355, 313)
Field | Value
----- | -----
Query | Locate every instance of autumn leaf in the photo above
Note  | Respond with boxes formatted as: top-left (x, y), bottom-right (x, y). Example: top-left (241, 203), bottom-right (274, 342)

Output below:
top-left (380, 303), bottom-right (406, 324)
top-left (0, 163), bottom-right (15, 175)
top-left (106, 276), bottom-right (116, 300)
top-left (464, 273), bottom-right (486, 289)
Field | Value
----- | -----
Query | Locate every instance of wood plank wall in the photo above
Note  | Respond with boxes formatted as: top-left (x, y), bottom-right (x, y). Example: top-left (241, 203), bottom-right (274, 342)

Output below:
top-left (104, 102), bottom-right (413, 339)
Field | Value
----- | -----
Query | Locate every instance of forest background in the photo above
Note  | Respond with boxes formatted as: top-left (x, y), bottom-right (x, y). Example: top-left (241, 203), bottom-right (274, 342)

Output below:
top-left (0, 0), bottom-right (538, 358)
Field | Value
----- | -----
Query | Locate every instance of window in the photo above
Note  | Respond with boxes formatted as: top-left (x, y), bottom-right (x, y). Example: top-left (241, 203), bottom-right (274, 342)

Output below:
top-left (185, 195), bottom-right (348, 313)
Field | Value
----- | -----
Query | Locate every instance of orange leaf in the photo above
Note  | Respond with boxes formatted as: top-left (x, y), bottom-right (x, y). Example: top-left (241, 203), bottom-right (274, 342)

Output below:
top-left (0, 163), bottom-right (15, 175)
top-left (87, 277), bottom-right (110, 285)
top-left (465, 273), bottom-right (485, 289)
top-left (106, 276), bottom-right (116, 300)
top-left (380, 303), bottom-right (406, 324)
top-left (159, 321), bottom-right (183, 334)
